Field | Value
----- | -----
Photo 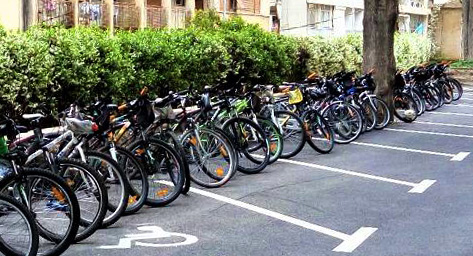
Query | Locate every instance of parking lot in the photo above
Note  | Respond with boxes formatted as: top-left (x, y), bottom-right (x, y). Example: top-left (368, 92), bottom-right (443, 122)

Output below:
top-left (65, 86), bottom-right (473, 256)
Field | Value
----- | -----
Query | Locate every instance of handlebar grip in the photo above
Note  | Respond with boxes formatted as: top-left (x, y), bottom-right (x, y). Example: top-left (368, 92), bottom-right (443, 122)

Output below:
top-left (140, 87), bottom-right (149, 96)
top-left (307, 73), bottom-right (317, 80)
top-left (118, 104), bottom-right (127, 112)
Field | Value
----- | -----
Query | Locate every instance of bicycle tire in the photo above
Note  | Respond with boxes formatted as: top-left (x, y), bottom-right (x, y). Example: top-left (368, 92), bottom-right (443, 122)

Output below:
top-left (372, 96), bottom-right (391, 129)
top-left (256, 116), bottom-right (283, 164)
top-left (275, 110), bottom-right (305, 159)
top-left (0, 193), bottom-right (39, 256)
top-left (0, 168), bottom-right (80, 256)
top-left (114, 146), bottom-right (149, 215)
top-left (56, 158), bottom-right (108, 242)
top-left (128, 138), bottom-right (185, 207)
top-left (221, 117), bottom-right (270, 174)
top-left (181, 127), bottom-right (237, 188)
top-left (83, 151), bottom-right (129, 228)
top-left (393, 92), bottom-right (418, 123)
top-left (304, 110), bottom-right (334, 153)
top-left (321, 101), bottom-right (363, 144)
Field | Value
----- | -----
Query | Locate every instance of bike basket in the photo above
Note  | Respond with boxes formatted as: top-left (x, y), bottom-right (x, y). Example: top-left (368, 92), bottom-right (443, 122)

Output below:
top-left (65, 118), bottom-right (97, 135)
top-left (288, 88), bottom-right (303, 105)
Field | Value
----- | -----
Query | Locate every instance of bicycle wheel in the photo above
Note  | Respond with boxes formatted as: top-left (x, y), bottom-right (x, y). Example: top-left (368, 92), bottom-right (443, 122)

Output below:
top-left (57, 158), bottom-right (108, 242)
top-left (275, 110), bottom-right (305, 159)
top-left (114, 146), bottom-right (148, 215)
top-left (158, 131), bottom-right (191, 195)
top-left (256, 116), bottom-right (283, 164)
top-left (421, 87), bottom-right (436, 112)
top-left (304, 110), bottom-right (334, 153)
top-left (441, 80), bottom-right (454, 104)
top-left (448, 77), bottom-right (463, 101)
top-left (128, 138), bottom-right (185, 207)
top-left (0, 194), bottom-right (39, 256)
top-left (0, 168), bottom-right (80, 256)
top-left (393, 92), bottom-right (418, 123)
top-left (429, 86), bottom-right (442, 110)
top-left (181, 127), bottom-right (236, 188)
top-left (411, 90), bottom-right (425, 116)
top-left (321, 101), bottom-right (363, 144)
top-left (372, 96), bottom-right (390, 129)
top-left (361, 99), bottom-right (377, 132)
top-left (221, 117), bottom-right (270, 174)
top-left (84, 151), bottom-right (129, 228)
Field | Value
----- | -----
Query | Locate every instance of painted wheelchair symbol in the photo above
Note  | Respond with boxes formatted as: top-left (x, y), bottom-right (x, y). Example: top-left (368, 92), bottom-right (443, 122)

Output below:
top-left (99, 226), bottom-right (198, 249)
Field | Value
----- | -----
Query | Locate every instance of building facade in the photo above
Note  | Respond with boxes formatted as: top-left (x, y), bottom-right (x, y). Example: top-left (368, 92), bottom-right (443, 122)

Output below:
top-left (0, 0), bottom-right (272, 32)
top-left (434, 0), bottom-right (462, 59)
top-left (278, 0), bottom-right (433, 37)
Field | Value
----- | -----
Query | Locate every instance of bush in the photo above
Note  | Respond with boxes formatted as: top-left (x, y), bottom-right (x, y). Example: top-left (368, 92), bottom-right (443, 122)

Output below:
top-left (394, 32), bottom-right (434, 70)
top-left (302, 32), bottom-right (434, 76)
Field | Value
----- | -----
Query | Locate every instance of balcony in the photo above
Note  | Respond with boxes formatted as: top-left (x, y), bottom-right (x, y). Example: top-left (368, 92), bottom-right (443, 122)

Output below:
top-left (400, 0), bottom-right (431, 15)
top-left (171, 7), bottom-right (188, 28)
top-left (114, 1), bottom-right (140, 29)
top-left (37, 0), bottom-right (74, 27)
top-left (147, 5), bottom-right (166, 28)
top-left (79, 1), bottom-right (107, 27)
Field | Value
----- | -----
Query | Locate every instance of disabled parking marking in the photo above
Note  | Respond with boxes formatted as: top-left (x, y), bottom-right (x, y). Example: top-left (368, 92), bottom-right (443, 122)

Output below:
top-left (189, 186), bottom-right (377, 253)
top-left (275, 158), bottom-right (436, 194)
top-left (350, 141), bottom-right (468, 161)
top-left (427, 111), bottom-right (473, 117)
top-left (99, 226), bottom-right (198, 249)
top-left (414, 121), bottom-right (473, 129)
top-left (385, 128), bottom-right (473, 139)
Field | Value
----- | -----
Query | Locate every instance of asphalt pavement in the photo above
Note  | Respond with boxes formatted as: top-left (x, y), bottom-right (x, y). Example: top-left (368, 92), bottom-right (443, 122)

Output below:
top-left (63, 86), bottom-right (473, 256)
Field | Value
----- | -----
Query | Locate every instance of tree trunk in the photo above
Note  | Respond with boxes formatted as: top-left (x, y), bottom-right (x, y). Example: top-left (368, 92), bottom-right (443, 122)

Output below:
top-left (363, 0), bottom-right (399, 118)
top-left (462, 0), bottom-right (473, 59)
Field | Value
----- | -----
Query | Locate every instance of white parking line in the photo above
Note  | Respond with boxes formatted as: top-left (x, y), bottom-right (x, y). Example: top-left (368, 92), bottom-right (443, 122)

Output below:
top-left (444, 104), bottom-right (473, 108)
top-left (275, 158), bottom-right (436, 194)
top-left (428, 112), bottom-right (473, 117)
top-left (385, 128), bottom-right (473, 139)
top-left (350, 141), bottom-right (468, 161)
top-left (189, 187), bottom-right (377, 253)
top-left (414, 121), bottom-right (473, 129)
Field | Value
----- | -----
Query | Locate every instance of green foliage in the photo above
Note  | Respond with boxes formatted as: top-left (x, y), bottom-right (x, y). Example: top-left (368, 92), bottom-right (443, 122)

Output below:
top-left (394, 32), bottom-right (435, 70)
top-left (451, 59), bottom-right (473, 68)
top-left (302, 34), bottom-right (363, 76)
top-left (302, 32), bottom-right (434, 76)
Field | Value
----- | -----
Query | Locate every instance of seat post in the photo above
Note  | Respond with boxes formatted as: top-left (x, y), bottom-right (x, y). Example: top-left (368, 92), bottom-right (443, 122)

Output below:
top-left (32, 119), bottom-right (43, 143)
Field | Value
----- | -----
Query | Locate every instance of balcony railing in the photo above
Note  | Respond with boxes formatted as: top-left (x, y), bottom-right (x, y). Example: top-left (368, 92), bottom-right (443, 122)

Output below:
top-left (147, 5), bottom-right (166, 28)
top-left (79, 1), bottom-right (107, 27)
top-left (38, 0), bottom-right (74, 26)
top-left (114, 2), bottom-right (140, 29)
top-left (171, 7), bottom-right (187, 28)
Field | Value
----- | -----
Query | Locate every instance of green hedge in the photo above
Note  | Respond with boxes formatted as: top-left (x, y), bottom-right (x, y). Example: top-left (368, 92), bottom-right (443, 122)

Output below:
top-left (301, 32), bottom-right (434, 76)
top-left (0, 12), bottom-right (434, 119)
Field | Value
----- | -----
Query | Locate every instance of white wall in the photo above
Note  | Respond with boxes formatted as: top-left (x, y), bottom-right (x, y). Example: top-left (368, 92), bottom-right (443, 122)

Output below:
top-left (280, 0), bottom-right (308, 36)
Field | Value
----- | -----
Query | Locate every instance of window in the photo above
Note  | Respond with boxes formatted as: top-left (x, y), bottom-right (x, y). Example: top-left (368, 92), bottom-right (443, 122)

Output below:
top-left (308, 4), bottom-right (333, 29)
top-left (175, 0), bottom-right (185, 6)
